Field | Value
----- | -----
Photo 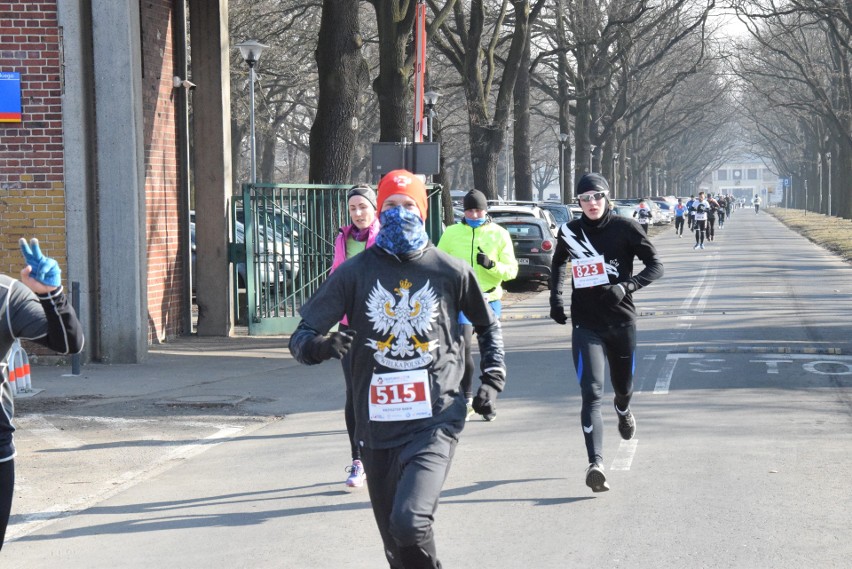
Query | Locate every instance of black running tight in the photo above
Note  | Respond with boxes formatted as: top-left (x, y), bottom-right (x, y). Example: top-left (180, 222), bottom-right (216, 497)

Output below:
top-left (0, 459), bottom-right (13, 550)
top-left (571, 324), bottom-right (636, 465)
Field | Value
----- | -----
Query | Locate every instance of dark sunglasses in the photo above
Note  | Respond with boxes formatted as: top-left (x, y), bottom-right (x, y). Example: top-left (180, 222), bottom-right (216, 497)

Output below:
top-left (577, 192), bottom-right (607, 202)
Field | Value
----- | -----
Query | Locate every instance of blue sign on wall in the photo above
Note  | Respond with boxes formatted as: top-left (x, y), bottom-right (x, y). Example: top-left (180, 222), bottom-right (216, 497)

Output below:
top-left (0, 71), bottom-right (23, 123)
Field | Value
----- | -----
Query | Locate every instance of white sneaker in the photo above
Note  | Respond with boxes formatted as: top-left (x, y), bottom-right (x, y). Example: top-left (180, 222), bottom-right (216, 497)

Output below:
top-left (700, 243), bottom-right (705, 249)
top-left (345, 460), bottom-right (366, 488)
top-left (693, 244), bottom-right (699, 250)
top-left (585, 463), bottom-right (609, 493)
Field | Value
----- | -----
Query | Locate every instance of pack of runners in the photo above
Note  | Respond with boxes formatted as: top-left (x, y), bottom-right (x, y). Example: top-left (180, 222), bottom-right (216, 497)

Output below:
top-left (684, 192), bottom-right (736, 249)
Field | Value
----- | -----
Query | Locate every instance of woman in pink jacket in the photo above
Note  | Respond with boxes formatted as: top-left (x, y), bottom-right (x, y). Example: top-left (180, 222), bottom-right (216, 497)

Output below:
top-left (330, 185), bottom-right (379, 488)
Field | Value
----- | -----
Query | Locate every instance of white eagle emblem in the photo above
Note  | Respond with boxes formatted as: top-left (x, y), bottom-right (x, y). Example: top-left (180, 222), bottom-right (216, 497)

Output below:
top-left (365, 278), bottom-right (439, 367)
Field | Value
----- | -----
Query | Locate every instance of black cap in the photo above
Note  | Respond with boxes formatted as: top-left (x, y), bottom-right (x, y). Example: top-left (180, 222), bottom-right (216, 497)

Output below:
top-left (576, 173), bottom-right (610, 195)
top-left (463, 189), bottom-right (488, 211)
top-left (347, 185), bottom-right (376, 209)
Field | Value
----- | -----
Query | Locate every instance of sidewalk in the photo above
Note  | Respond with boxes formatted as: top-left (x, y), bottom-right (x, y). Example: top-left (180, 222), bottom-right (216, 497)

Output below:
top-left (9, 287), bottom-right (552, 546)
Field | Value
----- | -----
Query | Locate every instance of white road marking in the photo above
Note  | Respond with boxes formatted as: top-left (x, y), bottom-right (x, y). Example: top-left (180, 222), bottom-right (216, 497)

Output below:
top-left (16, 414), bottom-right (86, 449)
top-left (610, 439), bottom-right (638, 471)
top-left (654, 354), bottom-right (704, 394)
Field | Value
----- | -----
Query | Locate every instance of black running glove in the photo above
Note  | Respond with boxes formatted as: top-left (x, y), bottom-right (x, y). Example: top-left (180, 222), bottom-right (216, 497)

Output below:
top-left (472, 384), bottom-right (499, 417)
top-left (476, 247), bottom-right (495, 270)
top-left (549, 297), bottom-right (568, 325)
top-left (600, 283), bottom-right (627, 307)
top-left (315, 330), bottom-right (356, 361)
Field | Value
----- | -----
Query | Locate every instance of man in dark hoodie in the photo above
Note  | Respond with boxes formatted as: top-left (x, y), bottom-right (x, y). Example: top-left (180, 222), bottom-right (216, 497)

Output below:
top-left (289, 170), bottom-right (505, 569)
top-left (549, 173), bottom-right (663, 493)
top-left (1, 238), bottom-right (85, 549)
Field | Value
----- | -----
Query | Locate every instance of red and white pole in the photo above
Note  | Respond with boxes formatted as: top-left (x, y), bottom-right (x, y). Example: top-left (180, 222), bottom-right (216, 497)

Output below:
top-left (412, 1), bottom-right (427, 142)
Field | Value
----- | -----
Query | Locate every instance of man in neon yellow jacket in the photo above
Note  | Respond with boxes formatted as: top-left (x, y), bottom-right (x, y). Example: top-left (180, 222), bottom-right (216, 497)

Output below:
top-left (438, 189), bottom-right (518, 421)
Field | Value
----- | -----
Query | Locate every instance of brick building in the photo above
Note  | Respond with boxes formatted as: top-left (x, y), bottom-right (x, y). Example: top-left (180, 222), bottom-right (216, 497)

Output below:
top-left (1, 1), bottom-right (234, 363)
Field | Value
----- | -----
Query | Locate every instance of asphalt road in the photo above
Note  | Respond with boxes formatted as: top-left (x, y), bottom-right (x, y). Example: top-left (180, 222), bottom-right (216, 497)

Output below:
top-left (5, 207), bottom-right (852, 568)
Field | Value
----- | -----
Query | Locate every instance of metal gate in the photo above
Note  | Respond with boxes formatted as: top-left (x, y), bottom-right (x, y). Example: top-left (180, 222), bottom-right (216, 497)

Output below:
top-left (235, 182), bottom-right (443, 335)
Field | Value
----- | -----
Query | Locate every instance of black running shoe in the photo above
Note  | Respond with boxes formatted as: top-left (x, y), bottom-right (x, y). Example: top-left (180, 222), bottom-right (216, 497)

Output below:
top-left (585, 463), bottom-right (609, 493)
top-left (483, 411), bottom-right (497, 422)
top-left (615, 401), bottom-right (636, 440)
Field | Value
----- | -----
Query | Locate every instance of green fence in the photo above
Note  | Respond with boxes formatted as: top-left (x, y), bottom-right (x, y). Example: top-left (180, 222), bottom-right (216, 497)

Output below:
top-left (234, 182), bottom-right (443, 335)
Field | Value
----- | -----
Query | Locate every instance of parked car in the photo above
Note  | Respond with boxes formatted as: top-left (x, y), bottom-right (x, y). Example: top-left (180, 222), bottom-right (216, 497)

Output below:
top-left (452, 206), bottom-right (464, 224)
top-left (491, 216), bottom-right (555, 282)
top-left (568, 205), bottom-right (583, 220)
top-left (191, 210), bottom-right (300, 292)
top-left (611, 204), bottom-right (636, 219)
top-left (235, 207), bottom-right (301, 283)
top-left (536, 202), bottom-right (571, 225)
top-left (613, 199), bottom-right (668, 225)
top-left (653, 201), bottom-right (675, 224)
top-left (487, 204), bottom-right (559, 236)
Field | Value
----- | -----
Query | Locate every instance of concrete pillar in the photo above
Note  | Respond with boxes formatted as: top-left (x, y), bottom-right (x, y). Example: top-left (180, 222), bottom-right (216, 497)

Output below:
top-left (188, 0), bottom-right (234, 336)
top-left (91, 0), bottom-right (147, 362)
top-left (56, 0), bottom-right (96, 361)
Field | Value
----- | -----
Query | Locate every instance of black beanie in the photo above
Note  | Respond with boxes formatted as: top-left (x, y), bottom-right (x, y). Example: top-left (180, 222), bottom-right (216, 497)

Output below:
top-left (347, 185), bottom-right (376, 209)
top-left (576, 173), bottom-right (610, 195)
top-left (463, 189), bottom-right (488, 211)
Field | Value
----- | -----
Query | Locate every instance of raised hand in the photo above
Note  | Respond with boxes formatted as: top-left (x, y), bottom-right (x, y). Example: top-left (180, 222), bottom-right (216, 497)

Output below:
top-left (19, 237), bottom-right (61, 288)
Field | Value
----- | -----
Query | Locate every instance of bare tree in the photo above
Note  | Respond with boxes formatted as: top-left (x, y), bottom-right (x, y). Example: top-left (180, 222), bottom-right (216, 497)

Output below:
top-left (427, 0), bottom-right (531, 200)
top-left (309, 0), bottom-right (370, 183)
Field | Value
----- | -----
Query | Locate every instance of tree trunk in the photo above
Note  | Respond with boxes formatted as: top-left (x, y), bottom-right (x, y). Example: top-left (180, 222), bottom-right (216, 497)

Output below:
top-left (309, 0), bottom-right (367, 183)
top-left (470, 124), bottom-right (501, 199)
top-left (372, 2), bottom-right (416, 142)
top-left (513, 27), bottom-right (532, 201)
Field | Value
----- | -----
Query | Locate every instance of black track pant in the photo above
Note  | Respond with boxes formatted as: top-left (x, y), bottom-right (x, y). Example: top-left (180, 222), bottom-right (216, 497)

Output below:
top-left (572, 324), bottom-right (636, 465)
top-left (362, 427), bottom-right (457, 569)
top-left (694, 219), bottom-right (707, 245)
top-left (340, 325), bottom-right (360, 461)
top-left (460, 324), bottom-right (474, 400)
top-left (707, 216), bottom-right (716, 241)
top-left (0, 459), bottom-right (13, 550)
top-left (675, 217), bottom-right (685, 235)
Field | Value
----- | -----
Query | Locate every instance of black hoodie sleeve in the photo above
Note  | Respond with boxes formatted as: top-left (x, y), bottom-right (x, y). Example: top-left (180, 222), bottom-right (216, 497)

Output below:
top-left (8, 282), bottom-right (84, 355)
top-left (625, 225), bottom-right (664, 291)
top-left (549, 223), bottom-right (571, 305)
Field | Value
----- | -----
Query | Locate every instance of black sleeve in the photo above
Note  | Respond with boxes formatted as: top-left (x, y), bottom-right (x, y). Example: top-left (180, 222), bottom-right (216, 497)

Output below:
top-left (288, 321), bottom-right (327, 366)
top-left (10, 283), bottom-right (84, 355)
top-left (36, 287), bottom-right (85, 354)
top-left (550, 225), bottom-right (571, 304)
top-left (626, 227), bottom-right (664, 291)
top-left (459, 265), bottom-right (506, 391)
top-left (473, 320), bottom-right (506, 391)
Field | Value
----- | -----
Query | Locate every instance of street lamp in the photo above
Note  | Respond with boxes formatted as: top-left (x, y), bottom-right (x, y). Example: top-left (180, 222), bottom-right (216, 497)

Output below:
top-left (558, 132), bottom-right (569, 203)
top-left (826, 151), bottom-right (832, 216)
top-left (589, 144), bottom-right (597, 173)
top-left (423, 90), bottom-right (440, 142)
top-left (235, 40), bottom-right (268, 185)
top-left (817, 152), bottom-right (822, 214)
top-left (612, 152), bottom-right (619, 198)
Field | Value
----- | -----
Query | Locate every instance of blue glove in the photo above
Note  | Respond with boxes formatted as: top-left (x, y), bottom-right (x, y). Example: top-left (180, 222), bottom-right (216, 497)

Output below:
top-left (19, 237), bottom-right (62, 287)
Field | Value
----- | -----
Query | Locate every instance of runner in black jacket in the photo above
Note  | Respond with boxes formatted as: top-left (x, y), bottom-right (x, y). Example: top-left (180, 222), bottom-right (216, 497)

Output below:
top-left (549, 174), bottom-right (663, 492)
top-left (289, 170), bottom-right (505, 569)
top-left (1, 238), bottom-right (85, 549)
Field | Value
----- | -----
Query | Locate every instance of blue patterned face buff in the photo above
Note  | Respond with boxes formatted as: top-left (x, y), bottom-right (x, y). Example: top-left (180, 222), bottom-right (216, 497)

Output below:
top-left (466, 217), bottom-right (486, 228)
top-left (375, 206), bottom-right (429, 254)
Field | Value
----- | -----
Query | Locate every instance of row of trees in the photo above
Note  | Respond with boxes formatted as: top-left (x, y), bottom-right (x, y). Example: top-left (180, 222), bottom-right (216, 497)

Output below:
top-left (731, 0), bottom-right (852, 219)
top-left (226, 1), bottom-right (845, 222)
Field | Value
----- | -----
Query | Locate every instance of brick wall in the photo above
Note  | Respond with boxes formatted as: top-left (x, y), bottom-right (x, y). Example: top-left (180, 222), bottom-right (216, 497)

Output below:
top-left (141, 0), bottom-right (186, 343)
top-left (0, 1), bottom-right (65, 278)
top-left (1, 1), bottom-right (187, 346)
